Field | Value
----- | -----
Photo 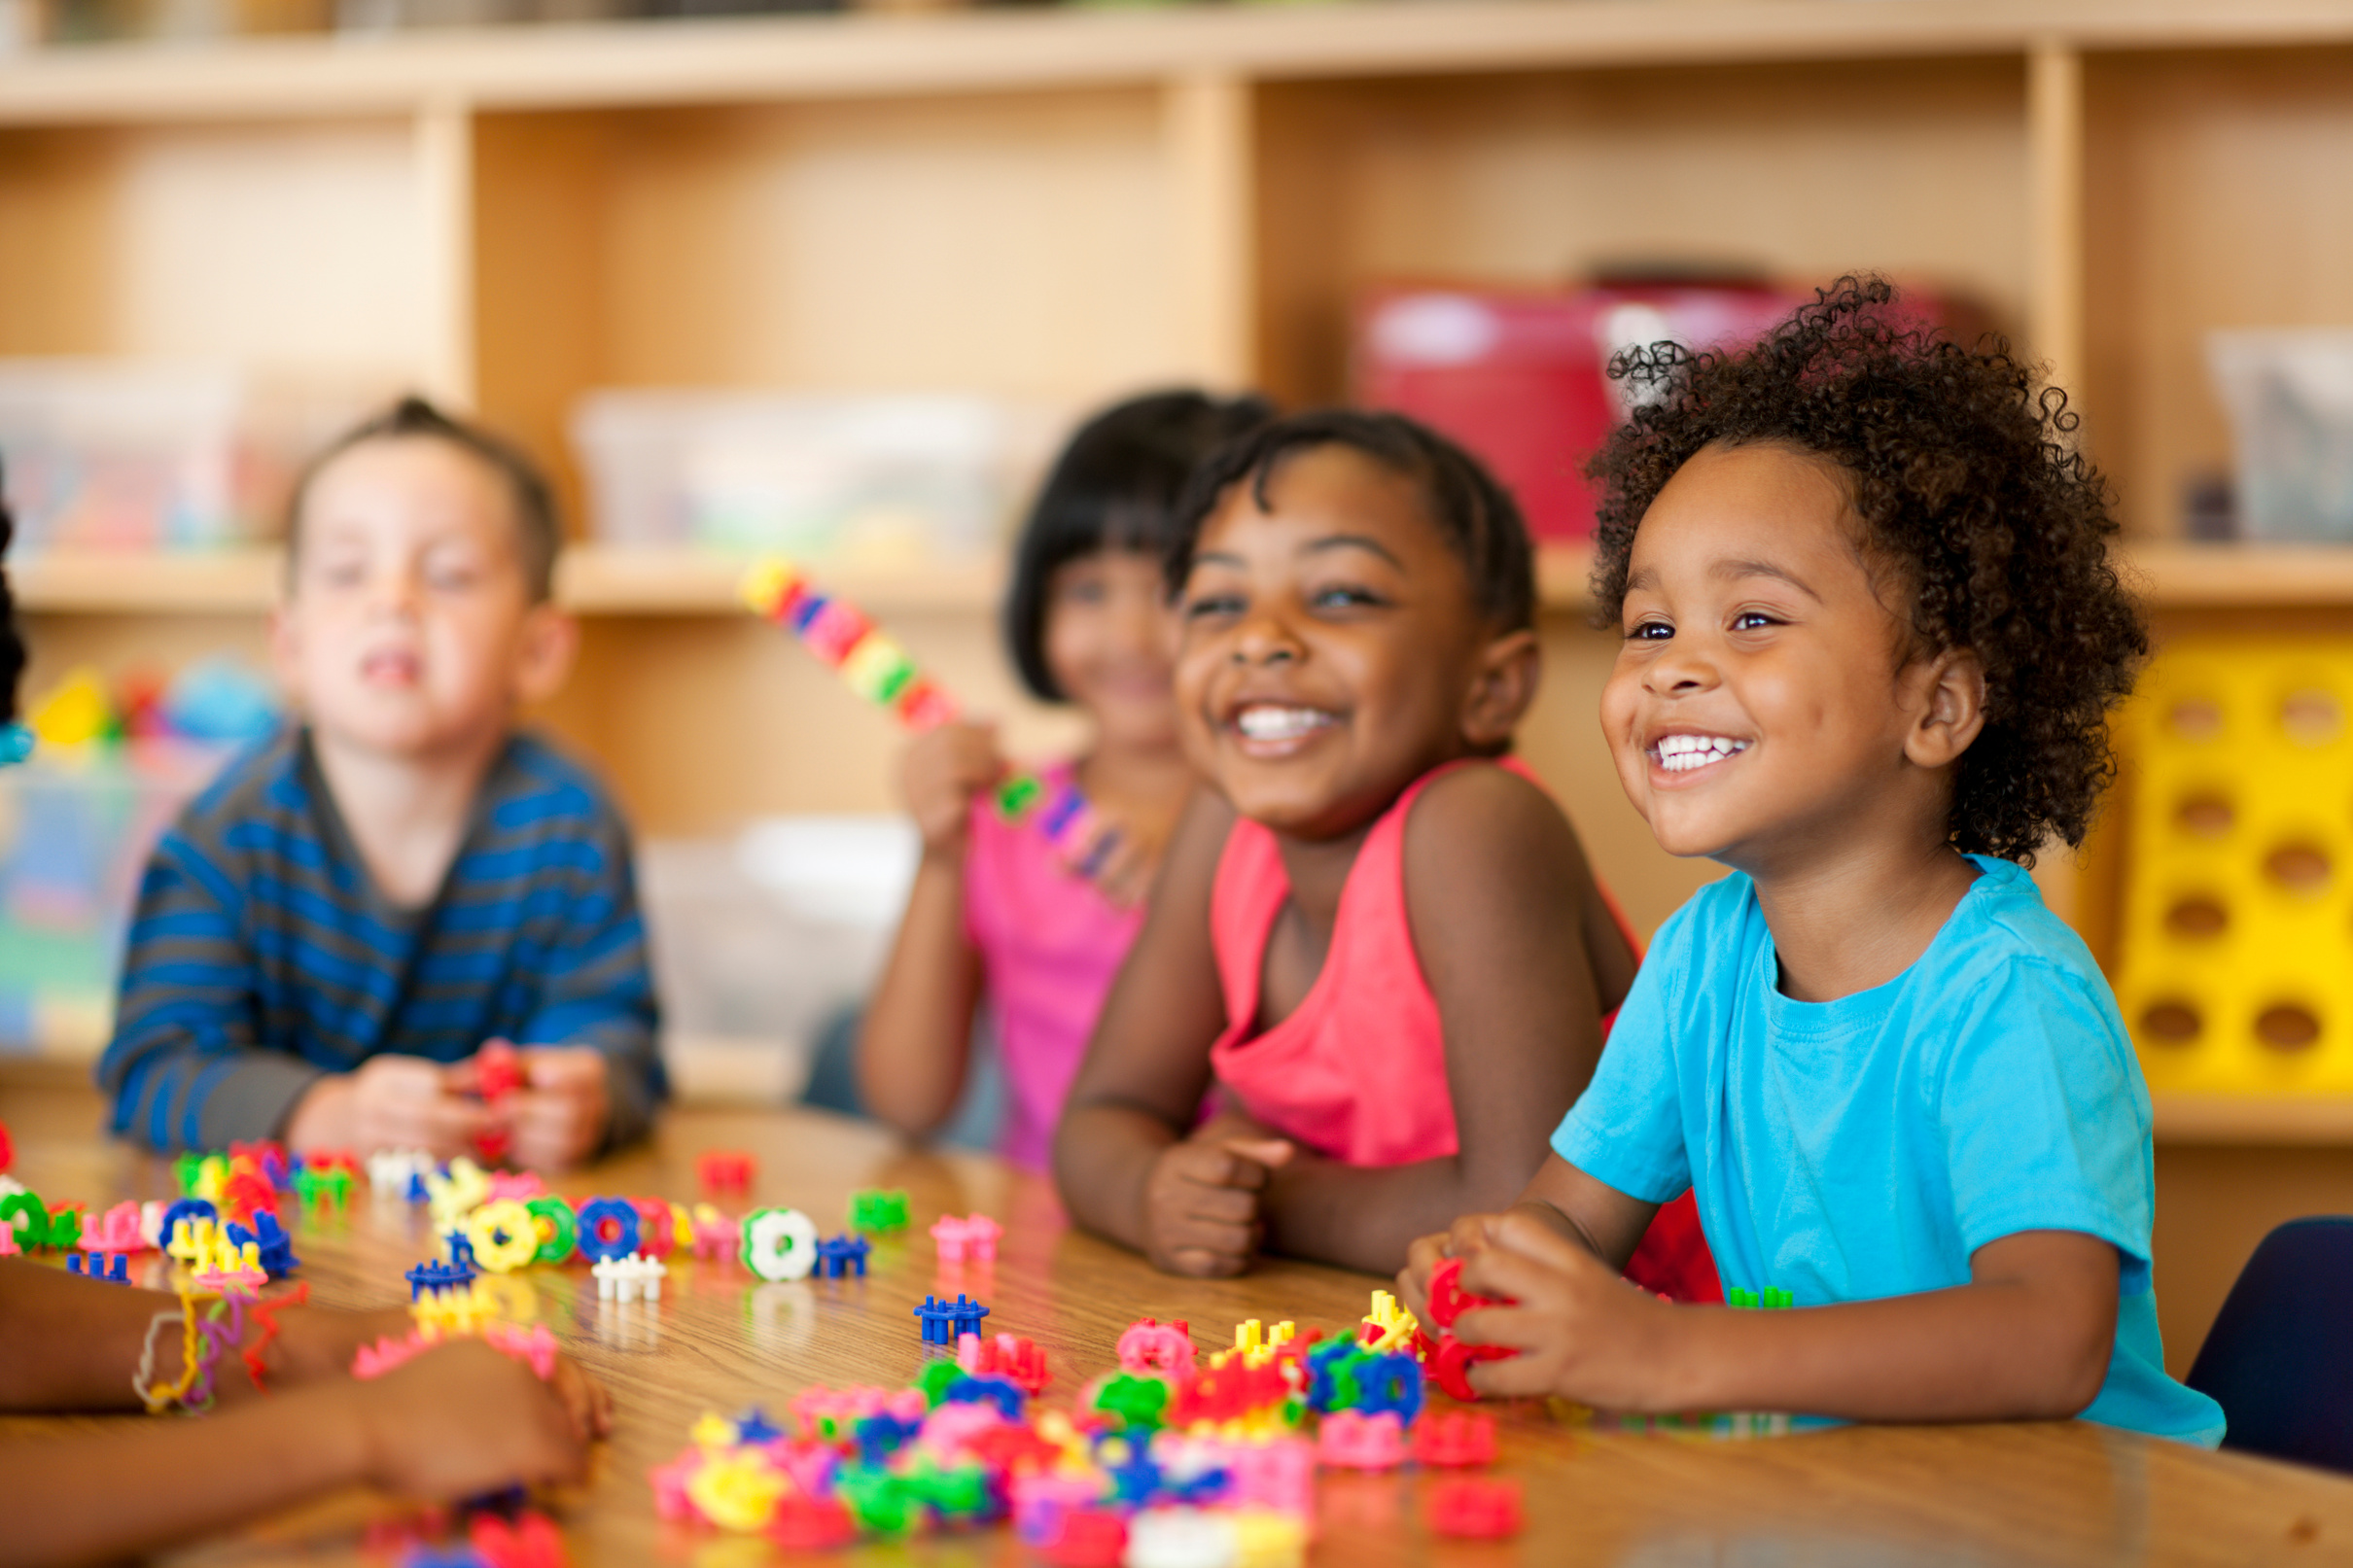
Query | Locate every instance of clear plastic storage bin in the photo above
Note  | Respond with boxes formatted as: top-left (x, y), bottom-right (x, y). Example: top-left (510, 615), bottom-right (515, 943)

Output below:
top-left (2209, 331), bottom-right (2353, 541)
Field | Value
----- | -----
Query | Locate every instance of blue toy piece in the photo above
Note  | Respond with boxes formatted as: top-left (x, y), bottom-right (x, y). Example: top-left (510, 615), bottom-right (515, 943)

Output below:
top-left (733, 1408), bottom-right (784, 1445)
top-left (68, 1251), bottom-right (130, 1283)
top-left (404, 1170), bottom-right (432, 1203)
top-left (913, 1293), bottom-right (991, 1346)
top-left (814, 1233), bottom-right (871, 1279)
top-left (940, 1374), bottom-right (1024, 1419)
top-left (158, 1198), bottom-right (218, 1249)
top-left (226, 1211), bottom-right (301, 1279)
top-left (2187, 1215), bottom-right (2353, 1473)
top-left (443, 1230), bottom-right (476, 1269)
top-left (1352, 1349), bottom-right (1425, 1425)
top-left (405, 1259), bottom-right (476, 1301)
top-left (852, 1411), bottom-right (923, 1467)
top-left (575, 1198), bottom-right (642, 1264)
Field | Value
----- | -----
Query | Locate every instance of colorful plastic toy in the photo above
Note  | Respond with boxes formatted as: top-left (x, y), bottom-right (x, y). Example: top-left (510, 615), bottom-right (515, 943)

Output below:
top-left (696, 1150), bottom-right (755, 1193)
top-left (741, 1206), bottom-right (820, 1282)
top-left (1429, 1335), bottom-right (1514, 1403)
top-left (1728, 1285), bottom-right (1795, 1309)
top-left (592, 1250), bottom-right (667, 1304)
top-left (815, 1233), bottom-right (871, 1278)
top-left (1117, 1317), bottom-right (1195, 1376)
top-left (958, 1330), bottom-right (1050, 1396)
top-left (930, 1211), bottom-right (1002, 1264)
top-left (158, 1198), bottom-right (216, 1250)
top-left (1424, 1256), bottom-right (1509, 1330)
top-left (1, 1189), bottom-right (48, 1251)
top-left (575, 1198), bottom-right (642, 1264)
top-left (466, 1199), bottom-right (541, 1274)
top-left (67, 1251), bottom-right (129, 1283)
top-left (524, 1196), bottom-right (576, 1265)
top-left (849, 1189), bottom-right (910, 1234)
top-left (424, 1159), bottom-right (492, 1230)
top-left (225, 1211), bottom-right (300, 1278)
top-left (405, 1259), bottom-right (477, 1301)
top-left (0, 1117), bottom-right (10, 1175)
top-left (81, 1201), bottom-right (148, 1255)
top-left (630, 1196), bottom-right (678, 1260)
top-left (1413, 1411), bottom-right (1497, 1467)
top-left (1317, 1409), bottom-right (1407, 1470)
top-left (913, 1293), bottom-right (990, 1346)
top-left (1427, 1476), bottom-right (1524, 1539)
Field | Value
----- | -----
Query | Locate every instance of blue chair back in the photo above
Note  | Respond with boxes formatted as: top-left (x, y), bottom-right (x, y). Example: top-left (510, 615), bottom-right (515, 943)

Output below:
top-left (2186, 1215), bottom-right (2353, 1472)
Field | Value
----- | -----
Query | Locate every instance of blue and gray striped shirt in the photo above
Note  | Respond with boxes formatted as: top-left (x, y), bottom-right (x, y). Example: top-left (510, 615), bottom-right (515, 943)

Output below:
top-left (96, 727), bottom-right (665, 1153)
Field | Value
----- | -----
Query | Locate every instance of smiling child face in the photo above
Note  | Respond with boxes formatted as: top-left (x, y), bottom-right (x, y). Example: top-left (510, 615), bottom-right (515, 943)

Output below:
top-left (273, 436), bottom-right (571, 763)
top-left (1174, 443), bottom-right (1524, 842)
top-left (1601, 440), bottom-right (1953, 877)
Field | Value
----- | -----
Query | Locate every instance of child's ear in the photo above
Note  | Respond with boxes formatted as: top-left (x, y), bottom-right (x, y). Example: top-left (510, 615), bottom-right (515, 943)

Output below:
top-left (1460, 627), bottom-right (1542, 750)
top-left (512, 604), bottom-right (579, 706)
top-left (1906, 646), bottom-right (1986, 769)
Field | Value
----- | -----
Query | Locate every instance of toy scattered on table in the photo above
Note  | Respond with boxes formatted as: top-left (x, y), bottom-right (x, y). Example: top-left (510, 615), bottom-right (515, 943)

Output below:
top-left (696, 1150), bottom-right (755, 1194)
top-left (1421, 1256), bottom-right (1519, 1401)
top-left (929, 1211), bottom-right (1001, 1264)
top-left (426, 1158), bottom-right (494, 1229)
top-left (225, 1210), bottom-right (301, 1278)
top-left (80, 1200), bottom-right (150, 1255)
top-left (368, 1147), bottom-right (436, 1198)
top-left (591, 1251), bottom-right (667, 1304)
top-left (1116, 1317), bottom-right (1195, 1376)
top-left (2, 1189), bottom-right (86, 1252)
top-left (741, 1205), bottom-right (820, 1282)
top-left (848, 1188), bottom-right (910, 1234)
top-left (467, 1200), bottom-right (542, 1274)
top-left (68, 1251), bottom-right (130, 1282)
top-left (913, 1293), bottom-right (991, 1346)
top-left (574, 1198), bottom-right (641, 1264)
top-left (525, 1197), bottom-right (577, 1265)
top-left (742, 558), bottom-right (1120, 872)
top-left (959, 1331), bottom-right (1050, 1396)
top-left (0, 1116), bottom-right (11, 1175)
top-left (1412, 1411), bottom-right (1497, 1467)
top-left (814, 1233), bottom-right (871, 1279)
top-left (1427, 1476), bottom-right (1524, 1539)
top-left (628, 1196), bottom-right (677, 1260)
top-left (407, 1259), bottom-right (478, 1302)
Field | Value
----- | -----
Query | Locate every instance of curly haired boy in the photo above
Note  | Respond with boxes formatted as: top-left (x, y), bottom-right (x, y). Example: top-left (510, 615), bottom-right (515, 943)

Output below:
top-left (1399, 278), bottom-right (2224, 1443)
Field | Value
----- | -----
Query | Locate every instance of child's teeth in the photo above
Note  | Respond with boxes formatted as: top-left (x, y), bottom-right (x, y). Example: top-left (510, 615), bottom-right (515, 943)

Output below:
top-left (1238, 707), bottom-right (1331, 742)
top-left (1653, 735), bottom-right (1749, 773)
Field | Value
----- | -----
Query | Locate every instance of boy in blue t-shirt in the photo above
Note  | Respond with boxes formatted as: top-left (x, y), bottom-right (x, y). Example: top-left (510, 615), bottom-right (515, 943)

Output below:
top-left (1400, 280), bottom-right (2222, 1445)
top-left (98, 399), bottom-right (664, 1167)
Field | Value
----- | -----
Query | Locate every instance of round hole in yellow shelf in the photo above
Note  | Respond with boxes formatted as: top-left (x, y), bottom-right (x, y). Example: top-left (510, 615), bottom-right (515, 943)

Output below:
top-left (2265, 842), bottom-right (2333, 895)
top-left (2168, 697), bottom-right (2225, 742)
top-left (2174, 791), bottom-right (2235, 838)
top-left (2256, 1003), bottom-right (2324, 1053)
top-left (2139, 999), bottom-right (2202, 1045)
top-left (2162, 895), bottom-right (2229, 940)
top-left (2282, 687), bottom-right (2345, 747)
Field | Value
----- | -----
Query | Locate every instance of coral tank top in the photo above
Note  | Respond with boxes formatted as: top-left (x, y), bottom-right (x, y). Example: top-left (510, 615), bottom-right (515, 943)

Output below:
top-left (1205, 754), bottom-right (1720, 1303)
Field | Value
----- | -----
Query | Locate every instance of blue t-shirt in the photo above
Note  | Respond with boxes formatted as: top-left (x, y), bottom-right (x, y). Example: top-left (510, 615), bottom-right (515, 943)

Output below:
top-left (1554, 855), bottom-right (2223, 1446)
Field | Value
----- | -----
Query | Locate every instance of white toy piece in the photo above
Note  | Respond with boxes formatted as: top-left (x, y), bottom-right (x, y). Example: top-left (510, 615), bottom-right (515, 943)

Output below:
top-left (1124, 1507), bottom-right (1238, 1568)
top-left (0, 1174), bottom-right (26, 1199)
top-left (367, 1148), bottom-right (435, 1198)
top-left (740, 1206), bottom-right (820, 1282)
top-left (140, 1200), bottom-right (169, 1249)
top-left (592, 1250), bottom-right (668, 1304)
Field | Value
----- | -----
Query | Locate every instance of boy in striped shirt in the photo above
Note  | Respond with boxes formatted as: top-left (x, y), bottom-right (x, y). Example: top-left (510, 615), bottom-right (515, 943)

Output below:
top-left (97, 399), bottom-right (664, 1167)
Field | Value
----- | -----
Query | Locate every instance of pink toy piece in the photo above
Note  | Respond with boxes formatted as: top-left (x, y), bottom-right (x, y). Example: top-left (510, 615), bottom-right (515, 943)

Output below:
top-left (484, 1171), bottom-right (546, 1202)
top-left (469, 1509), bottom-right (564, 1568)
top-left (773, 1437), bottom-right (839, 1498)
top-left (691, 1208), bottom-right (735, 1261)
top-left (482, 1321), bottom-right (561, 1381)
top-left (1115, 1316), bottom-right (1195, 1376)
top-left (81, 1201), bottom-right (148, 1253)
top-left (917, 1399), bottom-right (1005, 1459)
top-left (1226, 1434), bottom-right (1317, 1517)
top-left (1317, 1409), bottom-right (1408, 1470)
top-left (929, 1212), bottom-right (1004, 1264)
top-left (648, 1452), bottom-right (700, 1523)
top-left (353, 1333), bottom-right (434, 1381)
top-left (629, 1197), bottom-right (677, 1260)
top-left (1427, 1476), bottom-right (1524, 1539)
top-left (1412, 1411), bottom-right (1498, 1467)
top-left (0, 1228), bottom-right (17, 1257)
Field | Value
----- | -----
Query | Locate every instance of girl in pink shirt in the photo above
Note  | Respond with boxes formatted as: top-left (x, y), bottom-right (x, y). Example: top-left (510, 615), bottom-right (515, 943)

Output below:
top-left (1056, 408), bottom-right (1716, 1297)
top-left (859, 392), bottom-right (1270, 1169)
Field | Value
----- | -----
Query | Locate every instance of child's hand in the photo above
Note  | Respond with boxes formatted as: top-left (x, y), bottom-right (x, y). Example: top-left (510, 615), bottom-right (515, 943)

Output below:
top-left (339, 1338), bottom-right (600, 1499)
top-left (245, 1299), bottom-right (417, 1399)
top-left (285, 1054), bottom-right (491, 1162)
top-left (1061, 809), bottom-right (1170, 908)
top-left (902, 721), bottom-right (1004, 861)
top-left (1444, 1208), bottom-right (1682, 1408)
top-left (1141, 1135), bottom-right (1294, 1276)
top-left (501, 1046), bottom-right (612, 1172)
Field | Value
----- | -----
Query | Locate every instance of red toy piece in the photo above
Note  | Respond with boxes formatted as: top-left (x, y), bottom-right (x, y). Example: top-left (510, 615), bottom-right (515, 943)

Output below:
top-left (1430, 1334), bottom-right (1516, 1402)
top-left (696, 1150), bottom-right (755, 1194)
top-left (1412, 1411), bottom-right (1498, 1467)
top-left (473, 1040), bottom-right (524, 1165)
top-left (1039, 1509), bottom-right (1127, 1568)
top-left (1427, 1477), bottom-right (1525, 1539)
top-left (0, 1117), bottom-right (11, 1175)
top-left (1317, 1409), bottom-right (1408, 1470)
top-left (219, 1169), bottom-right (276, 1229)
top-left (770, 1496), bottom-right (857, 1551)
top-left (958, 1331), bottom-right (1050, 1396)
top-left (469, 1508), bottom-right (566, 1568)
top-left (630, 1196), bottom-right (677, 1259)
top-left (1425, 1256), bottom-right (1512, 1331)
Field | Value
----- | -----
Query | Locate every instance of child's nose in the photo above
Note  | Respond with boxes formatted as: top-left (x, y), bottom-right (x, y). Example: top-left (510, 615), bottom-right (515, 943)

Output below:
top-left (1229, 610), bottom-right (1304, 665)
top-left (1647, 641), bottom-right (1718, 695)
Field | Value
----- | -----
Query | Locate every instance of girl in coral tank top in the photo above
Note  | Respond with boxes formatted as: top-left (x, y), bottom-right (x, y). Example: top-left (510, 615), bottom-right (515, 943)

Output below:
top-left (1055, 408), bottom-right (1716, 1300)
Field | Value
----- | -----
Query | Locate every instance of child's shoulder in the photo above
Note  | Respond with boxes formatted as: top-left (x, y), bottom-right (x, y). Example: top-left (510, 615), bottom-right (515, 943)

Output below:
top-left (1401, 756), bottom-right (1572, 857)
top-left (1938, 856), bottom-right (2104, 992)
top-left (172, 728), bottom-right (307, 845)
top-left (486, 730), bottom-right (632, 839)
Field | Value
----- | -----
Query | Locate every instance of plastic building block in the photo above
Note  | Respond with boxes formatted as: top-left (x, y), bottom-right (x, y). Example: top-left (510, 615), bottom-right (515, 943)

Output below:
top-left (1427, 1476), bottom-right (1524, 1539)
top-left (81, 1200), bottom-right (147, 1254)
top-left (366, 1147), bottom-right (435, 1196)
top-left (424, 1158), bottom-right (492, 1230)
top-left (1352, 1350), bottom-right (1425, 1423)
top-left (225, 1211), bottom-right (301, 1278)
top-left (1125, 1507), bottom-right (1233, 1568)
top-left (1360, 1289), bottom-right (1422, 1353)
top-left (848, 1189), bottom-right (910, 1234)
top-left (467, 1199), bottom-right (541, 1274)
top-left (525, 1197), bottom-right (576, 1265)
top-left (769, 1495), bottom-right (858, 1551)
top-left (1317, 1410), bottom-right (1407, 1470)
top-left (0, 1190), bottom-right (48, 1250)
top-left (1038, 1509), bottom-right (1126, 1568)
top-left (1229, 1318), bottom-right (1297, 1365)
top-left (219, 1168), bottom-right (276, 1228)
top-left (166, 1214), bottom-right (219, 1269)
top-left (467, 1509), bottom-right (563, 1568)
top-left (913, 1293), bottom-right (990, 1346)
top-left (629, 1197), bottom-right (677, 1260)
top-left (0, 1117), bottom-right (9, 1175)
top-left (158, 1198), bottom-right (216, 1250)
top-left (592, 1250), bottom-right (667, 1304)
top-left (406, 1258), bottom-right (477, 1301)
top-left (1116, 1317), bottom-right (1195, 1375)
top-left (687, 1203), bottom-right (734, 1261)
top-left (814, 1233), bottom-right (871, 1278)
top-left (1728, 1286), bottom-right (1795, 1309)
top-left (294, 1165), bottom-right (353, 1213)
top-left (67, 1251), bottom-right (130, 1283)
top-left (929, 1211), bottom-right (1002, 1264)
top-left (474, 1038), bottom-right (525, 1100)
top-left (44, 1204), bottom-right (82, 1251)
top-left (1424, 1256), bottom-right (1511, 1332)
top-left (443, 1230), bottom-right (477, 1270)
top-left (1091, 1374), bottom-right (1170, 1432)
top-left (959, 1330), bottom-right (1050, 1396)
top-left (740, 1206), bottom-right (820, 1282)
top-left (1430, 1334), bottom-right (1516, 1403)
top-left (696, 1150), bottom-right (755, 1193)
top-left (1412, 1411), bottom-right (1498, 1467)
top-left (574, 1198), bottom-right (641, 1264)
top-left (193, 1235), bottom-right (267, 1292)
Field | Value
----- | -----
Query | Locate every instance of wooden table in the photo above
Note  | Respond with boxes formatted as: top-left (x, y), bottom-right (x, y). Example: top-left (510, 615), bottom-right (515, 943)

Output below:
top-left (5, 1071), bottom-right (2351, 1567)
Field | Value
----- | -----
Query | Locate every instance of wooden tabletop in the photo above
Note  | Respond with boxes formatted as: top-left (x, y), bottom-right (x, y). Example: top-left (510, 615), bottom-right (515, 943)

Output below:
top-left (4, 1070), bottom-right (2350, 1567)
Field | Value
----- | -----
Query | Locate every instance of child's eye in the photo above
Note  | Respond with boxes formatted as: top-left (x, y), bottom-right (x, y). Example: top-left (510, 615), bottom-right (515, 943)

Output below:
top-left (1309, 584), bottom-right (1384, 611)
top-left (1182, 592), bottom-right (1244, 621)
top-left (427, 561), bottom-right (483, 591)
top-left (1731, 611), bottom-right (1782, 631)
top-left (1627, 619), bottom-right (1673, 642)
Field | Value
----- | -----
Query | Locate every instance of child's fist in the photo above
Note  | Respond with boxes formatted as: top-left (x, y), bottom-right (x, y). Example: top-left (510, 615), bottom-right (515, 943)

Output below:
top-left (1141, 1135), bottom-right (1293, 1277)
top-left (340, 1338), bottom-right (598, 1499)
top-left (286, 1054), bottom-right (490, 1163)
top-left (1445, 1209), bottom-right (1682, 1408)
top-left (504, 1046), bottom-right (612, 1172)
top-left (901, 722), bottom-right (1005, 859)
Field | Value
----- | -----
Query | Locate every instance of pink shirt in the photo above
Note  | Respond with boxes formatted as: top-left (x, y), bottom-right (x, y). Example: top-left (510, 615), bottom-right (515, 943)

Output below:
top-left (963, 764), bottom-right (1144, 1171)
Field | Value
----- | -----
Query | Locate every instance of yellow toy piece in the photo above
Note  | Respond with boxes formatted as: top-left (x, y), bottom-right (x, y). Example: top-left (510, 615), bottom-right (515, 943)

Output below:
top-left (1228, 1318), bottom-right (1296, 1367)
top-left (1359, 1292), bottom-right (1420, 1354)
top-left (685, 1448), bottom-right (787, 1532)
top-left (425, 1157), bottom-right (492, 1229)
top-left (191, 1155), bottom-right (228, 1204)
top-left (466, 1199), bottom-right (541, 1274)
top-left (2114, 639), bottom-right (2353, 1093)
top-left (29, 666), bottom-right (114, 749)
top-left (167, 1216), bottom-right (219, 1269)
top-left (739, 556), bottom-right (801, 617)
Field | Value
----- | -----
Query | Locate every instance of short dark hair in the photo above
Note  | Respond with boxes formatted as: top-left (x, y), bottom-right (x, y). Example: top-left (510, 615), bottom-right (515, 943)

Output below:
top-left (1165, 408), bottom-right (1536, 633)
top-left (287, 396), bottom-right (562, 603)
top-left (1006, 390), bottom-right (1274, 702)
top-left (1587, 275), bottom-right (2148, 863)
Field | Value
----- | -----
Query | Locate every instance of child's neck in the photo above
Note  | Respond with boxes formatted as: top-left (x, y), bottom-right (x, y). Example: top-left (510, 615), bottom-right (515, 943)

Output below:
top-left (1749, 833), bottom-right (1981, 1004)
top-left (1075, 734), bottom-right (1193, 824)
top-left (309, 722), bottom-right (509, 910)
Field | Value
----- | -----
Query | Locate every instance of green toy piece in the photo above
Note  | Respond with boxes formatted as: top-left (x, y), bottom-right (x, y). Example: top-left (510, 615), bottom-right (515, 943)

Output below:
top-left (527, 1196), bottom-right (577, 1265)
top-left (902, 1459), bottom-right (991, 1518)
top-left (172, 1152), bottom-right (206, 1197)
top-left (1091, 1373), bottom-right (1170, 1432)
top-left (833, 1465), bottom-right (921, 1535)
top-left (297, 1166), bottom-right (353, 1210)
top-left (44, 1204), bottom-right (81, 1250)
top-left (992, 775), bottom-right (1044, 819)
top-left (1728, 1286), bottom-right (1795, 1310)
top-left (848, 1189), bottom-right (910, 1234)
top-left (917, 1359), bottom-right (966, 1408)
top-left (0, 1190), bottom-right (48, 1250)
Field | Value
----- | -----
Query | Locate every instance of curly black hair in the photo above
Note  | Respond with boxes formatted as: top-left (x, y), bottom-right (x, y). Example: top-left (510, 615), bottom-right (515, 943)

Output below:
top-left (1587, 276), bottom-right (2147, 863)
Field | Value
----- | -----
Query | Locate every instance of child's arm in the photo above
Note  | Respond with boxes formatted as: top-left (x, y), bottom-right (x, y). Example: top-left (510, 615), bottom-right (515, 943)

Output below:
top-left (1247, 766), bottom-right (1628, 1272)
top-left (0, 1339), bottom-right (603, 1568)
top-left (1401, 1155), bottom-right (2117, 1421)
top-left (1055, 787), bottom-right (1266, 1275)
top-left (857, 722), bottom-right (1000, 1138)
